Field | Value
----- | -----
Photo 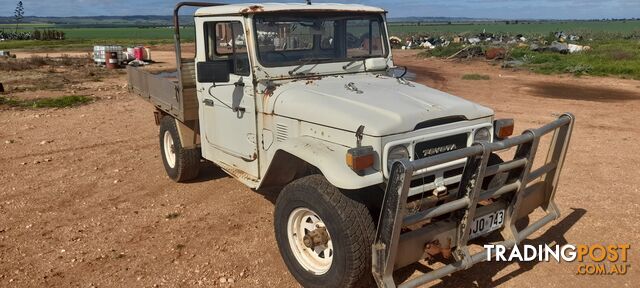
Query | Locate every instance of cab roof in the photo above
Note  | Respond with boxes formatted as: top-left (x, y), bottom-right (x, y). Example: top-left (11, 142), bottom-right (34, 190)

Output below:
top-left (194, 3), bottom-right (386, 16)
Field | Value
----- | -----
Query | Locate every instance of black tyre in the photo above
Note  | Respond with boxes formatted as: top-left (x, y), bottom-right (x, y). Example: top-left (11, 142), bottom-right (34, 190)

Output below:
top-left (159, 116), bottom-right (200, 182)
top-left (483, 153), bottom-right (508, 190)
top-left (274, 175), bottom-right (375, 288)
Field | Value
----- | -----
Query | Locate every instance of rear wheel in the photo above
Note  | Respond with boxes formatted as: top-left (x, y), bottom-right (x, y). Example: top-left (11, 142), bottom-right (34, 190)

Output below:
top-left (159, 116), bottom-right (200, 182)
top-left (274, 175), bottom-right (375, 288)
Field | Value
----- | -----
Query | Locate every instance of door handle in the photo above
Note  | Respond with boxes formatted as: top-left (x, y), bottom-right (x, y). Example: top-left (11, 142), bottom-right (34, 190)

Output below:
top-left (203, 99), bottom-right (214, 106)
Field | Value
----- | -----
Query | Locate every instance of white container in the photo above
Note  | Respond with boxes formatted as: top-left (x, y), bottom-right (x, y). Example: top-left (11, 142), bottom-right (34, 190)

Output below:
top-left (143, 47), bottom-right (152, 61)
top-left (93, 45), bottom-right (124, 64)
top-left (122, 51), bottom-right (134, 62)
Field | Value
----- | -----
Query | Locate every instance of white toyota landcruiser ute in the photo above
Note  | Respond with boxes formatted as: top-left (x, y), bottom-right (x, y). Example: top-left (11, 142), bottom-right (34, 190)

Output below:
top-left (127, 2), bottom-right (575, 287)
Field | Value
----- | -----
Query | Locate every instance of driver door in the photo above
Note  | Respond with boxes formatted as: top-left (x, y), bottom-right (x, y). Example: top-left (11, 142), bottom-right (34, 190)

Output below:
top-left (197, 18), bottom-right (259, 178)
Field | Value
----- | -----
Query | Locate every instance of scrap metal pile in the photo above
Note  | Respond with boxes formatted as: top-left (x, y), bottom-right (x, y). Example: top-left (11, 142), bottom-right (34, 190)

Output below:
top-left (394, 31), bottom-right (592, 57)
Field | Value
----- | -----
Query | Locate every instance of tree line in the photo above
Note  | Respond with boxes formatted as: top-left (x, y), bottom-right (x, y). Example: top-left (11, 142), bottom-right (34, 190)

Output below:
top-left (0, 29), bottom-right (66, 41)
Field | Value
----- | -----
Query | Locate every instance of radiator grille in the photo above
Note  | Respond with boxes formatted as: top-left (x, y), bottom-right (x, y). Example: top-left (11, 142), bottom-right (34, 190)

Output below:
top-left (414, 133), bottom-right (468, 159)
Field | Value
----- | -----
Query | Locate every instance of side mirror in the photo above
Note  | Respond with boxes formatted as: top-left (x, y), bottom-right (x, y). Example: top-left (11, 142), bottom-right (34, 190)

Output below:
top-left (197, 61), bottom-right (230, 83)
top-left (388, 66), bottom-right (416, 81)
top-left (389, 66), bottom-right (408, 78)
top-left (364, 58), bottom-right (388, 71)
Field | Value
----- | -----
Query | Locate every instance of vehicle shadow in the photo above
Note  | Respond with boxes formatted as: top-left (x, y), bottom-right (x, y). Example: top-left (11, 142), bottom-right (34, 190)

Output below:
top-left (186, 159), bottom-right (282, 202)
top-left (183, 161), bottom-right (230, 183)
top-left (253, 186), bottom-right (281, 205)
top-left (393, 207), bottom-right (587, 287)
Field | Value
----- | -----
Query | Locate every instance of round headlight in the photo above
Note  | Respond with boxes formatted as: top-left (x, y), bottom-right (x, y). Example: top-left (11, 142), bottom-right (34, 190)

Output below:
top-left (387, 145), bottom-right (410, 172)
top-left (474, 127), bottom-right (491, 142)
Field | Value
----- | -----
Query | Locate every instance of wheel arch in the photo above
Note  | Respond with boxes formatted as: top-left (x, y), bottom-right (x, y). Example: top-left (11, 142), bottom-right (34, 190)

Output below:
top-left (157, 109), bottom-right (199, 149)
top-left (258, 137), bottom-right (383, 190)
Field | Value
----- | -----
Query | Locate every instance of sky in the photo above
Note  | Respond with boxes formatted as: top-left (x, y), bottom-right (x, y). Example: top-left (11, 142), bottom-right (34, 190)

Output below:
top-left (0, 0), bottom-right (638, 19)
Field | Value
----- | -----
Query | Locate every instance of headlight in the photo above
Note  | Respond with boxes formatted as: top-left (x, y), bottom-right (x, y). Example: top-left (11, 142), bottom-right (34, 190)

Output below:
top-left (474, 127), bottom-right (491, 142)
top-left (387, 145), bottom-right (410, 172)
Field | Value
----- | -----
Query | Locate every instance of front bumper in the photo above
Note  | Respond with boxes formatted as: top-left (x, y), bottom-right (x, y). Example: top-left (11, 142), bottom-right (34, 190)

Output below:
top-left (372, 113), bottom-right (575, 288)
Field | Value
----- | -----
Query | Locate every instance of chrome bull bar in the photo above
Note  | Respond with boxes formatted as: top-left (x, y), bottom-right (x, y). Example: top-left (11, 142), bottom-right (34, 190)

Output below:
top-left (372, 113), bottom-right (575, 288)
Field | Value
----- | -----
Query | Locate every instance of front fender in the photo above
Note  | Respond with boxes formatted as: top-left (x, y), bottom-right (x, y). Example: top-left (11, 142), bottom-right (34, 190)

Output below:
top-left (272, 137), bottom-right (383, 190)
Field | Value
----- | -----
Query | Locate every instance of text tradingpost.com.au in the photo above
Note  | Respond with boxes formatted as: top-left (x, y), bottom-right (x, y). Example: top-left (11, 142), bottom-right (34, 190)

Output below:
top-left (483, 244), bottom-right (631, 275)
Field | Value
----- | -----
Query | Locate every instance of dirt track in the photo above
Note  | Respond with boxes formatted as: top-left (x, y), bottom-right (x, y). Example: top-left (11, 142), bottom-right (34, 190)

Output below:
top-left (1, 48), bottom-right (638, 287)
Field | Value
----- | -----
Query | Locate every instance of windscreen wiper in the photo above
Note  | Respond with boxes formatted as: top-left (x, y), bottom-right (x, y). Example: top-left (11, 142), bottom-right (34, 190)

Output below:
top-left (342, 56), bottom-right (369, 70)
top-left (288, 57), bottom-right (333, 76)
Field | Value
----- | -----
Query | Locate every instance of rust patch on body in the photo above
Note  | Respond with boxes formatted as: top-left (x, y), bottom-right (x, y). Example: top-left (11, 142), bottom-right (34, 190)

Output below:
top-left (424, 239), bottom-right (452, 260)
top-left (241, 5), bottom-right (264, 13)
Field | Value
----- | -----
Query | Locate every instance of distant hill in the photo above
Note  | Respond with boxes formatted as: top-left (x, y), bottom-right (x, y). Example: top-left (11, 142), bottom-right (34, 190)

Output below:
top-left (0, 15), bottom-right (489, 26)
top-left (1, 15), bottom-right (636, 27)
top-left (388, 17), bottom-right (494, 23)
top-left (387, 16), bottom-right (638, 23)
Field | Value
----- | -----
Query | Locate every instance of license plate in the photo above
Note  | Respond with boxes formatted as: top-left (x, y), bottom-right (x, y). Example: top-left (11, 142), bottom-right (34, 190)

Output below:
top-left (470, 209), bottom-right (505, 239)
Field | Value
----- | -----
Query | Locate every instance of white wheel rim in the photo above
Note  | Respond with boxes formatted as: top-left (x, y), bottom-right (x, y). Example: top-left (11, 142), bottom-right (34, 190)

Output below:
top-left (163, 131), bottom-right (176, 169)
top-left (287, 207), bottom-right (333, 275)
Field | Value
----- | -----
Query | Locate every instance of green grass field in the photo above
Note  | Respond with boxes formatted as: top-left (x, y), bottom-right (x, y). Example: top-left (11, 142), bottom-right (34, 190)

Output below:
top-left (510, 40), bottom-right (640, 79)
top-left (387, 20), bottom-right (640, 37)
top-left (420, 40), bottom-right (640, 80)
top-left (1, 24), bottom-right (194, 49)
top-left (0, 95), bottom-right (92, 108)
top-left (2, 21), bottom-right (638, 79)
top-left (0, 26), bottom-right (194, 50)
top-left (62, 27), bottom-right (195, 40)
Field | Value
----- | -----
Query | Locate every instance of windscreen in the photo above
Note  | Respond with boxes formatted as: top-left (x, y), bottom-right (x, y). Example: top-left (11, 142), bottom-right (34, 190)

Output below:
top-left (254, 13), bottom-right (388, 67)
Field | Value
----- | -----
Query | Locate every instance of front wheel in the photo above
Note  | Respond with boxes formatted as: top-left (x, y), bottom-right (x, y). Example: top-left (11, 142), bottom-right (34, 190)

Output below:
top-left (274, 175), bottom-right (375, 288)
